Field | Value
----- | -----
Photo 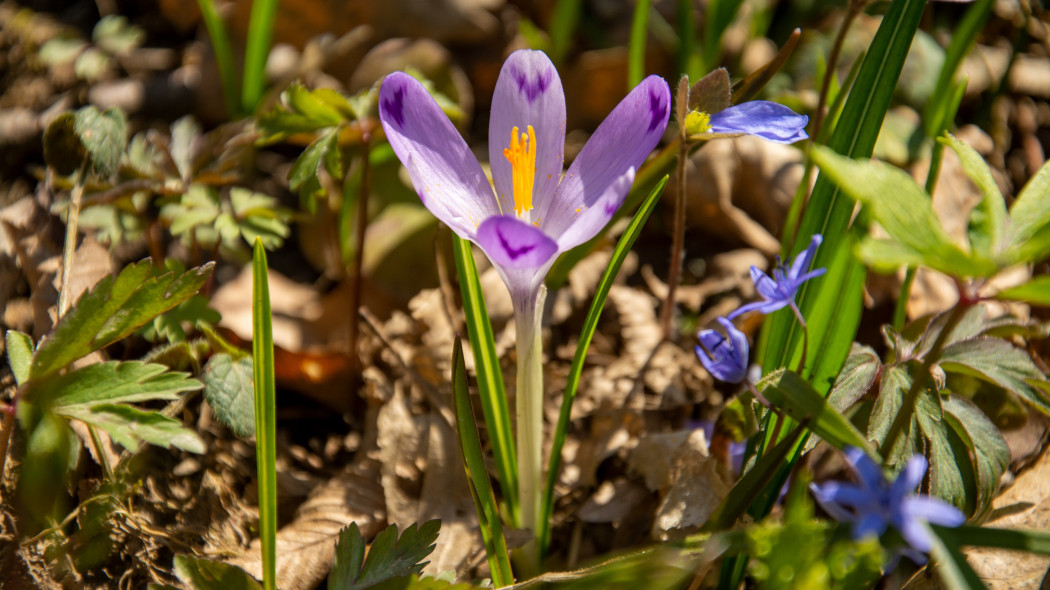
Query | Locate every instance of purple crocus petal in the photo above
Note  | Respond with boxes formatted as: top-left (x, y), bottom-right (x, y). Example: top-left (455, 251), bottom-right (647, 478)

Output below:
top-left (476, 215), bottom-right (559, 270)
top-left (489, 50), bottom-right (566, 217)
top-left (555, 168), bottom-right (635, 252)
top-left (540, 75), bottom-right (670, 238)
top-left (379, 72), bottom-right (500, 239)
top-left (708, 101), bottom-right (809, 144)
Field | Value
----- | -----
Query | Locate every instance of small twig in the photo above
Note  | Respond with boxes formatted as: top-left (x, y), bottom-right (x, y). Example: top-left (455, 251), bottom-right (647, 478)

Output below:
top-left (435, 226), bottom-right (465, 337)
top-left (57, 161), bottom-right (89, 315)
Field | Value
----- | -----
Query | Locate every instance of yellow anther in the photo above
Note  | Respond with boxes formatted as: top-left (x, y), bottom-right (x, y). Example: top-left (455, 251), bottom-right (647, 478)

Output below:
top-left (504, 125), bottom-right (537, 217)
top-left (684, 110), bottom-right (712, 136)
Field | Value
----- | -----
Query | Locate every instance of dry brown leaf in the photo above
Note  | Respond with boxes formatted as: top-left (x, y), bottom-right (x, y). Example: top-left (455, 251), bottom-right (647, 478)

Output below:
top-left (226, 468), bottom-right (385, 590)
top-left (629, 429), bottom-right (732, 541)
top-left (577, 478), bottom-right (652, 524)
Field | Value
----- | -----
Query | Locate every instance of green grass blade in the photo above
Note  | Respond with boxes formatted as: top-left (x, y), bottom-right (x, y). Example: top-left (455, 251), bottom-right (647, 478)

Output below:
top-left (946, 525), bottom-right (1050, 554)
top-left (762, 0), bottom-right (927, 379)
top-left (549, 0), bottom-right (583, 66)
top-left (451, 235), bottom-right (519, 525)
top-left (195, 0), bottom-right (239, 117)
top-left (539, 175), bottom-right (668, 557)
top-left (701, 0), bottom-right (745, 72)
top-left (924, 0), bottom-right (992, 137)
top-left (627, 0), bottom-right (651, 89)
top-left (251, 238), bottom-right (278, 590)
top-left (676, 0), bottom-right (699, 80)
top-left (451, 339), bottom-right (514, 587)
top-left (928, 526), bottom-right (988, 590)
top-left (241, 0), bottom-right (279, 113)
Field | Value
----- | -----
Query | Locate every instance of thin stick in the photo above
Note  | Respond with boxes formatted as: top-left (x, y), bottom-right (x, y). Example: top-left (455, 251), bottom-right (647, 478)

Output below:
top-left (659, 77), bottom-right (691, 340)
top-left (57, 162), bottom-right (88, 315)
top-left (346, 132), bottom-right (372, 375)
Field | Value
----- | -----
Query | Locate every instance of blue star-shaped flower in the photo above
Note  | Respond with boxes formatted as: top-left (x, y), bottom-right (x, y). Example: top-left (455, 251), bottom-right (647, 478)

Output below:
top-left (695, 316), bottom-right (749, 384)
top-left (729, 234), bottom-right (826, 319)
top-left (810, 448), bottom-right (966, 564)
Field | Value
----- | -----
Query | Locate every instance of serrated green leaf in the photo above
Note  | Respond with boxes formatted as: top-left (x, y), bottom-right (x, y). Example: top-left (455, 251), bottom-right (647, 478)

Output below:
top-left (995, 276), bottom-right (1050, 306)
top-left (811, 146), bottom-right (993, 278)
top-left (289, 129), bottom-right (338, 203)
top-left (40, 360), bottom-right (200, 410)
top-left (943, 396), bottom-right (1008, 518)
top-left (329, 521), bottom-right (441, 590)
top-left (60, 403), bottom-right (205, 453)
top-left (1002, 159), bottom-right (1050, 265)
top-left (143, 294), bottom-right (221, 343)
top-left (939, 337), bottom-right (1050, 415)
top-left (286, 83), bottom-right (347, 128)
top-left (230, 188), bottom-right (291, 250)
top-left (203, 353), bottom-right (255, 437)
top-left (939, 134), bottom-right (1007, 258)
top-left (758, 369), bottom-right (878, 458)
top-left (173, 554), bottom-right (262, 590)
top-left (74, 106), bottom-right (127, 177)
top-left (30, 260), bottom-right (215, 380)
top-left (6, 330), bottom-right (33, 386)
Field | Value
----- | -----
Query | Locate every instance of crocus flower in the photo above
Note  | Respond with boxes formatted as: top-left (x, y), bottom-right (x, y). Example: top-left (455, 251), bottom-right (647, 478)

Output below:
top-left (684, 101), bottom-right (809, 144)
top-left (728, 234), bottom-right (826, 319)
top-left (810, 447), bottom-right (966, 563)
top-left (695, 316), bottom-right (750, 384)
top-left (378, 50), bottom-right (671, 315)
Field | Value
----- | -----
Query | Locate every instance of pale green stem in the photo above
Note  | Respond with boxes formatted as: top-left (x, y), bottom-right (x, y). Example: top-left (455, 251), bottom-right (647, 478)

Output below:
top-left (515, 285), bottom-right (546, 575)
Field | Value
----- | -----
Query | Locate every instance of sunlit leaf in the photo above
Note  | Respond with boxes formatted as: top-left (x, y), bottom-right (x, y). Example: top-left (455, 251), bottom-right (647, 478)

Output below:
top-left (995, 276), bottom-right (1050, 306)
top-left (173, 554), bottom-right (262, 590)
top-left (1002, 159), bottom-right (1050, 265)
top-left (939, 133), bottom-right (1007, 258)
top-left (939, 337), bottom-right (1050, 415)
top-left (5, 330), bottom-right (33, 386)
top-left (74, 106), bottom-right (127, 177)
top-left (203, 353), bottom-right (255, 437)
top-left (60, 403), bottom-right (205, 453)
top-left (329, 521), bottom-right (440, 590)
top-left (41, 361), bottom-right (200, 409)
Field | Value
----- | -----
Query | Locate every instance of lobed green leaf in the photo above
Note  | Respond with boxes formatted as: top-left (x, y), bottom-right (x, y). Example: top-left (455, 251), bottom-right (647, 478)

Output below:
top-left (939, 337), bottom-right (1050, 415)
top-left (42, 360), bottom-right (200, 409)
top-left (329, 521), bottom-right (441, 590)
top-left (59, 403), bottom-right (205, 453)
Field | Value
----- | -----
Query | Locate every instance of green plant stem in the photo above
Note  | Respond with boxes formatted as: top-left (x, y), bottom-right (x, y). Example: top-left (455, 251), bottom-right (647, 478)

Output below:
top-left (879, 299), bottom-right (971, 459)
top-left (516, 285), bottom-right (547, 576)
top-left (57, 163), bottom-right (88, 316)
top-left (346, 137), bottom-right (372, 374)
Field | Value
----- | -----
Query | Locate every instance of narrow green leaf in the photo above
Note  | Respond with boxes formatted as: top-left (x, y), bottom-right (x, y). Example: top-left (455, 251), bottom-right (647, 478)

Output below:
top-left (758, 369), bottom-right (878, 458)
top-left (30, 260), bottom-right (215, 380)
top-left (700, 0), bottom-right (745, 73)
top-left (947, 525), bottom-right (1050, 554)
top-left (43, 361), bottom-right (200, 408)
top-left (241, 0), bottom-right (278, 113)
top-left (1003, 159), bottom-right (1050, 265)
top-left (451, 235), bottom-right (518, 523)
top-left (59, 403), bottom-right (205, 454)
top-left (329, 521), bottom-right (441, 590)
top-left (289, 129), bottom-right (339, 202)
top-left (203, 353), bottom-right (256, 437)
top-left (195, 0), bottom-right (239, 117)
top-left (541, 175), bottom-right (667, 555)
top-left (928, 526), bottom-right (988, 590)
top-left (252, 238), bottom-right (278, 590)
top-left (548, 0), bottom-right (582, 65)
top-left (811, 146), bottom-right (991, 277)
top-left (5, 330), bottom-right (33, 386)
top-left (940, 133), bottom-right (1007, 257)
top-left (923, 0), bottom-right (992, 137)
top-left (995, 276), bottom-right (1050, 306)
top-left (451, 339), bottom-right (513, 587)
top-left (627, 0), bottom-right (651, 89)
top-left (174, 554), bottom-right (262, 590)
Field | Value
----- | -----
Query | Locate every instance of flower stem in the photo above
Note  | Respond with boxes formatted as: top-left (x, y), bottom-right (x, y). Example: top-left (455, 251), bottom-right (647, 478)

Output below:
top-left (347, 132), bottom-right (372, 375)
top-left (790, 302), bottom-right (809, 375)
top-left (515, 285), bottom-right (547, 575)
top-left (659, 77), bottom-right (692, 340)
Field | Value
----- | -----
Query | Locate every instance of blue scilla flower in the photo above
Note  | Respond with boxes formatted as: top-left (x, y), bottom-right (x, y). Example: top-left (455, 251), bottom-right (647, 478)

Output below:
top-left (708, 100), bottom-right (809, 144)
top-left (695, 317), bottom-right (749, 384)
top-left (810, 448), bottom-right (966, 564)
top-left (729, 234), bottom-right (826, 320)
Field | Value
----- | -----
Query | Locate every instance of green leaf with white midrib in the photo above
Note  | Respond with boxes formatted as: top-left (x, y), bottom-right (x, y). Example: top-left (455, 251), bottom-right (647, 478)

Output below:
top-left (59, 403), bottom-right (204, 453)
top-left (30, 260), bottom-right (214, 381)
top-left (42, 360), bottom-right (200, 409)
top-left (540, 175), bottom-right (667, 557)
